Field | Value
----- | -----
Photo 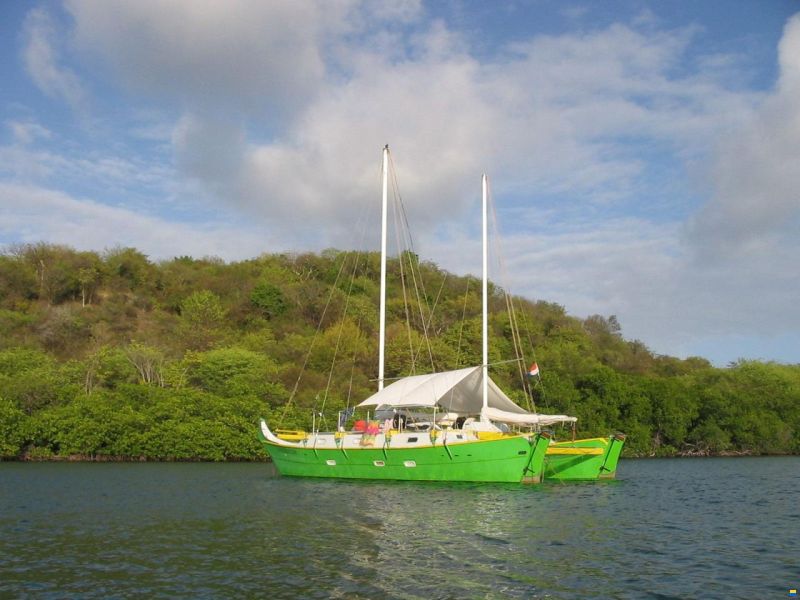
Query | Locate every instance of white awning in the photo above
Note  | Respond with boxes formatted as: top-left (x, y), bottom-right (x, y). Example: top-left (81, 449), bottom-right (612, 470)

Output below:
top-left (357, 366), bottom-right (575, 427)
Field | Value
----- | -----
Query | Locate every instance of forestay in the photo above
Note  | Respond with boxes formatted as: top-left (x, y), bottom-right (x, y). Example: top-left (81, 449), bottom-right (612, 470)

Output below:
top-left (357, 366), bottom-right (577, 425)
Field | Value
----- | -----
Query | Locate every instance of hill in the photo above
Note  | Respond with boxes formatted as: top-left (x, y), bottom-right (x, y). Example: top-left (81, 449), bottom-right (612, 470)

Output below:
top-left (1, 243), bottom-right (798, 459)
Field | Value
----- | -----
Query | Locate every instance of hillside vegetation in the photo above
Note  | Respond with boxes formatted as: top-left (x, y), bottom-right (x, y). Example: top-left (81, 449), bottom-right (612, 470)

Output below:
top-left (1, 243), bottom-right (798, 460)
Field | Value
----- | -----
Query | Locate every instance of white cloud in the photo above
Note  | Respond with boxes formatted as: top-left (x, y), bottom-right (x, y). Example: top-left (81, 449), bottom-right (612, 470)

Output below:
top-left (158, 17), bottom-right (756, 250)
top-left (64, 0), bottom-right (355, 119)
top-left (427, 214), bottom-right (684, 342)
top-left (59, 2), bottom-right (754, 234)
top-left (0, 183), bottom-right (267, 261)
top-left (688, 14), bottom-right (800, 258)
top-left (7, 120), bottom-right (52, 145)
top-left (0, 140), bottom-right (170, 194)
top-left (22, 8), bottom-right (87, 112)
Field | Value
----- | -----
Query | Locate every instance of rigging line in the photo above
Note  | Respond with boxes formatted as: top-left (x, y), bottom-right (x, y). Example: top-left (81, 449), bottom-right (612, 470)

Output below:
top-left (517, 306), bottom-right (550, 412)
top-left (487, 183), bottom-right (535, 412)
top-left (404, 244), bottom-right (436, 372)
top-left (319, 172), bottom-right (377, 419)
top-left (454, 277), bottom-right (471, 370)
top-left (445, 277), bottom-right (472, 413)
top-left (281, 255), bottom-right (347, 422)
top-left (502, 281), bottom-right (531, 406)
top-left (393, 189), bottom-right (417, 375)
top-left (387, 157), bottom-right (425, 370)
top-left (384, 151), bottom-right (417, 375)
top-left (490, 357), bottom-right (526, 366)
top-left (319, 247), bottom-right (364, 419)
top-left (411, 270), bottom-right (448, 373)
top-left (388, 152), bottom-right (436, 371)
top-left (279, 249), bottom-right (352, 425)
top-left (509, 295), bottom-right (535, 411)
top-left (344, 314), bottom-right (363, 414)
top-left (279, 174), bottom-right (375, 426)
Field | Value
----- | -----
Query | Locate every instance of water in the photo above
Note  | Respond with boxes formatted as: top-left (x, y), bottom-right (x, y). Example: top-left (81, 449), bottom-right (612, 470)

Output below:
top-left (1, 458), bottom-right (797, 599)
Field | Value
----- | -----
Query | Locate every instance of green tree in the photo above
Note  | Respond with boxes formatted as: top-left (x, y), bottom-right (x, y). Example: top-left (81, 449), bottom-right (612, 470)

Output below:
top-left (0, 398), bottom-right (27, 457)
top-left (178, 290), bottom-right (227, 350)
top-left (250, 281), bottom-right (287, 319)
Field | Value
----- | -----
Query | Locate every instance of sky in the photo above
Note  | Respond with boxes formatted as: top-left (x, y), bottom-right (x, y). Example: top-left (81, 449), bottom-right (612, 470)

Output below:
top-left (1, 0), bottom-right (799, 366)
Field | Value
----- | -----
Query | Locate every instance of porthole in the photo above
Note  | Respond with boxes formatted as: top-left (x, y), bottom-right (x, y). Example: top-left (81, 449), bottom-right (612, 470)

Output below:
top-left (326, 459), bottom-right (336, 466)
top-left (408, 437), bottom-right (418, 443)
top-left (403, 461), bottom-right (416, 468)
top-left (373, 460), bottom-right (385, 467)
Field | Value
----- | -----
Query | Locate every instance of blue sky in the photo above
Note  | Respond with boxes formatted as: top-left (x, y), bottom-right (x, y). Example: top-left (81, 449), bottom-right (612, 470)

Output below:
top-left (1, 1), bottom-right (799, 366)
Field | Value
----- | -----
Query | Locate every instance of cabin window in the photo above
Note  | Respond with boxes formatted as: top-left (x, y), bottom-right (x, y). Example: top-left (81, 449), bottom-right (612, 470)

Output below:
top-left (456, 435), bottom-right (463, 440)
top-left (403, 461), bottom-right (416, 468)
top-left (326, 459), bottom-right (336, 466)
top-left (408, 437), bottom-right (418, 443)
top-left (373, 460), bottom-right (385, 467)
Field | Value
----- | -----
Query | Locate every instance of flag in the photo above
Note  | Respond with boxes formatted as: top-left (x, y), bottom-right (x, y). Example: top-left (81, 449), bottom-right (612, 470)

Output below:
top-left (528, 362), bottom-right (540, 377)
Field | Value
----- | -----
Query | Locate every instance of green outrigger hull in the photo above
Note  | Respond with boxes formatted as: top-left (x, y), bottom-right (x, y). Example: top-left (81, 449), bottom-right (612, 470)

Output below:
top-left (259, 431), bottom-right (552, 483)
top-left (544, 434), bottom-right (626, 481)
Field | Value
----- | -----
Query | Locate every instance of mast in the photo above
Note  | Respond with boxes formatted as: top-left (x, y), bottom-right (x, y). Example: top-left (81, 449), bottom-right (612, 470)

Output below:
top-left (481, 173), bottom-right (489, 414)
top-left (378, 145), bottom-right (389, 391)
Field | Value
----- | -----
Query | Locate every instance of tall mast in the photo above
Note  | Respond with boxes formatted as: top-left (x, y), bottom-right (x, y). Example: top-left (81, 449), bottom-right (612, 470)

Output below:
top-left (482, 173), bottom-right (489, 413)
top-left (378, 145), bottom-right (389, 391)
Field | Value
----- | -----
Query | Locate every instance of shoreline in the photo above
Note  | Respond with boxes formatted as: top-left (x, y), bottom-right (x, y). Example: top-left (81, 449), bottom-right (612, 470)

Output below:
top-left (2, 452), bottom-right (798, 463)
top-left (1, 454), bottom-right (272, 463)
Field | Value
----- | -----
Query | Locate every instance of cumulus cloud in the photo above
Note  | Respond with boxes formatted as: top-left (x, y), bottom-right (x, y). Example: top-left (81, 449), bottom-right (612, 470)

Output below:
top-left (164, 17), bottom-right (756, 250)
top-left (60, 1), bottom-right (753, 236)
top-left (689, 14), bottom-right (800, 257)
top-left (64, 0), bottom-right (353, 119)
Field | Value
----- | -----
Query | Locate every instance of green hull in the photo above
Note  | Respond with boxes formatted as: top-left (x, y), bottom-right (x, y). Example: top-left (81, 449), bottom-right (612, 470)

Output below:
top-left (260, 432), bottom-right (551, 483)
top-left (544, 434), bottom-right (626, 481)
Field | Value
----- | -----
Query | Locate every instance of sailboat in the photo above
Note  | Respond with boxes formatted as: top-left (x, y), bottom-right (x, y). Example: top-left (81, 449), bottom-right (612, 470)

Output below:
top-left (258, 146), bottom-right (577, 483)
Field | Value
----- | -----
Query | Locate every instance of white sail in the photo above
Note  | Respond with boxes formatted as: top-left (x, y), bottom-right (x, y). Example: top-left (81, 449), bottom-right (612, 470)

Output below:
top-left (356, 366), bottom-right (571, 426)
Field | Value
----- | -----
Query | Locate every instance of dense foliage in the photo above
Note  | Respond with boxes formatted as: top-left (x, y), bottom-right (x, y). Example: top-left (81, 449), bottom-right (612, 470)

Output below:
top-left (0, 243), bottom-right (798, 460)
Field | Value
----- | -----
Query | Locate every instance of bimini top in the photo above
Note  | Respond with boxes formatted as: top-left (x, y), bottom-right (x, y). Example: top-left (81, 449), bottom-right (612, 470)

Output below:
top-left (357, 366), bottom-right (577, 426)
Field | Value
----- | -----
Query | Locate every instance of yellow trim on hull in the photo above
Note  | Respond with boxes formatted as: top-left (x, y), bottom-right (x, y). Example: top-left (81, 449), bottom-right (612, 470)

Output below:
top-left (475, 431), bottom-right (510, 440)
top-left (550, 437), bottom-right (608, 446)
top-left (546, 447), bottom-right (604, 456)
top-left (275, 429), bottom-right (308, 441)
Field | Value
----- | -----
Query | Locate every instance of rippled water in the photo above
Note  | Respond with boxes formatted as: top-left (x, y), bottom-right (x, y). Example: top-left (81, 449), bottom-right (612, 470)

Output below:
top-left (1, 458), bottom-right (798, 598)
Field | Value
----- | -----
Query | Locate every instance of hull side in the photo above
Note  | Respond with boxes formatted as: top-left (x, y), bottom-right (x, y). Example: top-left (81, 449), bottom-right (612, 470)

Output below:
top-left (598, 434), bottom-right (626, 479)
top-left (261, 434), bottom-right (547, 483)
top-left (522, 432), bottom-right (551, 483)
top-left (544, 436), bottom-right (625, 481)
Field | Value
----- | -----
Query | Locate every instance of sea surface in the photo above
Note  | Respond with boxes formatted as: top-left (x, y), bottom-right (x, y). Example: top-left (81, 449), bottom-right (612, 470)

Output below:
top-left (1, 457), bottom-right (798, 599)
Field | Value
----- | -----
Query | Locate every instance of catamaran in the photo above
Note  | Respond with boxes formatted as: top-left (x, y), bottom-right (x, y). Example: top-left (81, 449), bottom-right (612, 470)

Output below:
top-left (258, 146), bottom-right (624, 482)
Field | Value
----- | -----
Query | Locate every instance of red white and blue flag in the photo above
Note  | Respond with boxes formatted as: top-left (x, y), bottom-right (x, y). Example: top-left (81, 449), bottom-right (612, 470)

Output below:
top-left (528, 362), bottom-right (540, 377)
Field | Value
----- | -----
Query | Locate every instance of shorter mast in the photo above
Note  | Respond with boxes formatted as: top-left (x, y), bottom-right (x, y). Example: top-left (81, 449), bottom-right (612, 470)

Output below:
top-left (481, 173), bottom-right (489, 416)
top-left (378, 145), bottom-right (389, 391)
